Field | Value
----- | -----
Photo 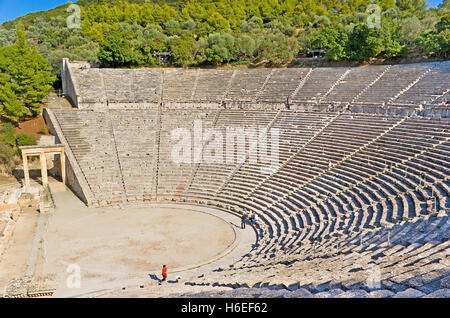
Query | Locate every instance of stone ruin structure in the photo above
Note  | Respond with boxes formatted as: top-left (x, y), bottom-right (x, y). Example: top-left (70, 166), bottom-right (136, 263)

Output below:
top-left (34, 59), bottom-right (450, 297)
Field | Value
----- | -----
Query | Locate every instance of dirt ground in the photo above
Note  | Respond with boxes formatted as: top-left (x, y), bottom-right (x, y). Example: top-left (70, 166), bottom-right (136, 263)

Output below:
top-left (0, 176), bottom-right (17, 185)
top-left (0, 206), bottom-right (41, 294)
top-left (15, 115), bottom-right (51, 140)
top-left (0, 179), bottom-right (255, 297)
top-left (30, 183), bottom-right (236, 296)
top-left (44, 207), bottom-right (236, 275)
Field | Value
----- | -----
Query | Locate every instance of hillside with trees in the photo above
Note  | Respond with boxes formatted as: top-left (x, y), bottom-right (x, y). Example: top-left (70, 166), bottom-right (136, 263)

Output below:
top-left (0, 0), bottom-right (448, 74)
top-left (0, 0), bottom-right (448, 122)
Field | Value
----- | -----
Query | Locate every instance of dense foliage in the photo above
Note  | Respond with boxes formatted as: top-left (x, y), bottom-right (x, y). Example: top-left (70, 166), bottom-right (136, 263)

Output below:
top-left (0, 0), bottom-right (447, 74)
top-left (0, 122), bottom-right (36, 166)
top-left (0, 23), bottom-right (55, 121)
top-left (0, 0), bottom-right (447, 88)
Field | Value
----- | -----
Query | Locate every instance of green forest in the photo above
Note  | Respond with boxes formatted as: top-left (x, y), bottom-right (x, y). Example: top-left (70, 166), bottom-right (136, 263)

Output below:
top-left (0, 0), bottom-right (449, 121)
top-left (0, 0), bottom-right (448, 73)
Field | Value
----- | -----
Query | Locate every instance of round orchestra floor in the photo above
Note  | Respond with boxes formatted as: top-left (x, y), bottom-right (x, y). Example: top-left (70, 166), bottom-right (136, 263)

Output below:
top-left (32, 180), bottom-right (255, 296)
top-left (45, 206), bottom-right (236, 274)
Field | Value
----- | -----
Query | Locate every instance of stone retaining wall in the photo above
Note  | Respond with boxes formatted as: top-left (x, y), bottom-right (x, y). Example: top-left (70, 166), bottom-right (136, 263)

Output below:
top-left (42, 108), bottom-right (95, 206)
top-left (61, 58), bottom-right (79, 108)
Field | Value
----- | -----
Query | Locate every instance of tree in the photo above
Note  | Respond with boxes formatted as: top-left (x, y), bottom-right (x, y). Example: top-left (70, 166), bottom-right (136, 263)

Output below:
top-left (235, 34), bottom-right (257, 59)
top-left (0, 28), bottom-right (16, 47)
top-left (0, 0), bottom-right (444, 70)
top-left (347, 24), bottom-right (383, 60)
top-left (377, 14), bottom-right (405, 57)
top-left (167, 34), bottom-right (196, 67)
top-left (435, 14), bottom-right (450, 33)
top-left (206, 33), bottom-right (237, 64)
top-left (416, 14), bottom-right (450, 57)
top-left (267, 19), bottom-right (295, 36)
top-left (0, 122), bottom-right (17, 146)
top-left (98, 32), bottom-right (138, 67)
top-left (240, 16), bottom-right (262, 33)
top-left (440, 0), bottom-right (450, 10)
top-left (375, 0), bottom-right (397, 11)
top-left (313, 16), bottom-right (331, 28)
top-left (396, 0), bottom-right (429, 12)
top-left (310, 25), bottom-right (349, 61)
top-left (206, 12), bottom-right (231, 32)
top-left (257, 32), bottom-right (293, 65)
top-left (15, 133), bottom-right (36, 147)
top-left (403, 16), bottom-right (423, 45)
top-left (0, 23), bottom-right (55, 120)
top-left (0, 73), bottom-right (28, 121)
top-left (164, 19), bottom-right (182, 36)
top-left (0, 142), bottom-right (15, 165)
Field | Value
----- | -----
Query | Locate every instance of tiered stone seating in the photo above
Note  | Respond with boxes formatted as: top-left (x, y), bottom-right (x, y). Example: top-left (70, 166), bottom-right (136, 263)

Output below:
top-left (253, 114), bottom-right (400, 209)
top-left (157, 109), bottom-right (218, 200)
top-left (393, 62), bottom-right (450, 106)
top-left (109, 110), bottom-right (159, 202)
top-left (269, 117), bottom-right (450, 243)
top-left (186, 211), bottom-right (449, 297)
top-left (429, 93), bottom-right (450, 107)
top-left (53, 110), bottom-right (125, 206)
top-left (101, 69), bottom-right (134, 102)
top-left (243, 114), bottom-right (405, 253)
top-left (133, 69), bottom-right (162, 103)
top-left (354, 64), bottom-right (430, 105)
top-left (257, 69), bottom-right (309, 102)
top-left (182, 110), bottom-right (279, 202)
top-left (71, 68), bottom-right (105, 104)
top-left (68, 61), bottom-right (450, 114)
top-left (322, 66), bottom-right (388, 104)
top-left (224, 70), bottom-right (272, 102)
top-left (215, 111), bottom-right (336, 210)
top-left (56, 61), bottom-right (450, 297)
top-left (192, 70), bottom-right (234, 102)
top-left (162, 69), bottom-right (198, 101)
top-left (292, 67), bottom-right (350, 103)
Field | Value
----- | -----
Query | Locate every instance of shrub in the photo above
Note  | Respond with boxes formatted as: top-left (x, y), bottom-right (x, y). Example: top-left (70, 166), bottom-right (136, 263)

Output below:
top-left (15, 133), bottom-right (36, 147)
top-left (0, 141), bottom-right (14, 163)
top-left (0, 122), bottom-right (16, 146)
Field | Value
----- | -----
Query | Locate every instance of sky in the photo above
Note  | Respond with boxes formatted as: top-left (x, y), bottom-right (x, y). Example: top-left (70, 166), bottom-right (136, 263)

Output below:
top-left (0, 0), bottom-right (446, 24)
top-left (0, 0), bottom-right (70, 24)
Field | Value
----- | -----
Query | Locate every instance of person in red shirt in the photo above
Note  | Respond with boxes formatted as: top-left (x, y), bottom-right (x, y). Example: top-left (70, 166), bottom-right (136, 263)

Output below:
top-left (162, 265), bottom-right (167, 282)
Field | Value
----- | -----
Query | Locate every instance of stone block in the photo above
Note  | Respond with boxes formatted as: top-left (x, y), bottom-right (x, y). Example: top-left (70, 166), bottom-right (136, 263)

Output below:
top-left (335, 289), bottom-right (369, 298)
top-left (440, 276), bottom-right (450, 289)
top-left (421, 289), bottom-right (450, 298)
top-left (313, 288), bottom-right (344, 298)
top-left (392, 288), bottom-right (426, 298)
top-left (283, 288), bottom-right (313, 298)
top-left (364, 290), bottom-right (395, 298)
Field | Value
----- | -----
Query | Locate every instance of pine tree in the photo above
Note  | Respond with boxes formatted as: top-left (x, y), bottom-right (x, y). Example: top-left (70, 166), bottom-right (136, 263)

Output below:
top-left (0, 22), bottom-right (55, 120)
top-left (0, 73), bottom-right (29, 121)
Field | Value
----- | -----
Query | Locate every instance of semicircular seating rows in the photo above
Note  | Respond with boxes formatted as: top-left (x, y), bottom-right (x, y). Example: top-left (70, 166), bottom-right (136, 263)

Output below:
top-left (51, 60), bottom-right (450, 297)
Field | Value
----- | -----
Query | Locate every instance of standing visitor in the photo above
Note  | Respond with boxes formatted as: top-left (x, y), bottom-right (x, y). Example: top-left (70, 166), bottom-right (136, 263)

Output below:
top-left (162, 265), bottom-right (167, 282)
top-left (241, 213), bottom-right (247, 229)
